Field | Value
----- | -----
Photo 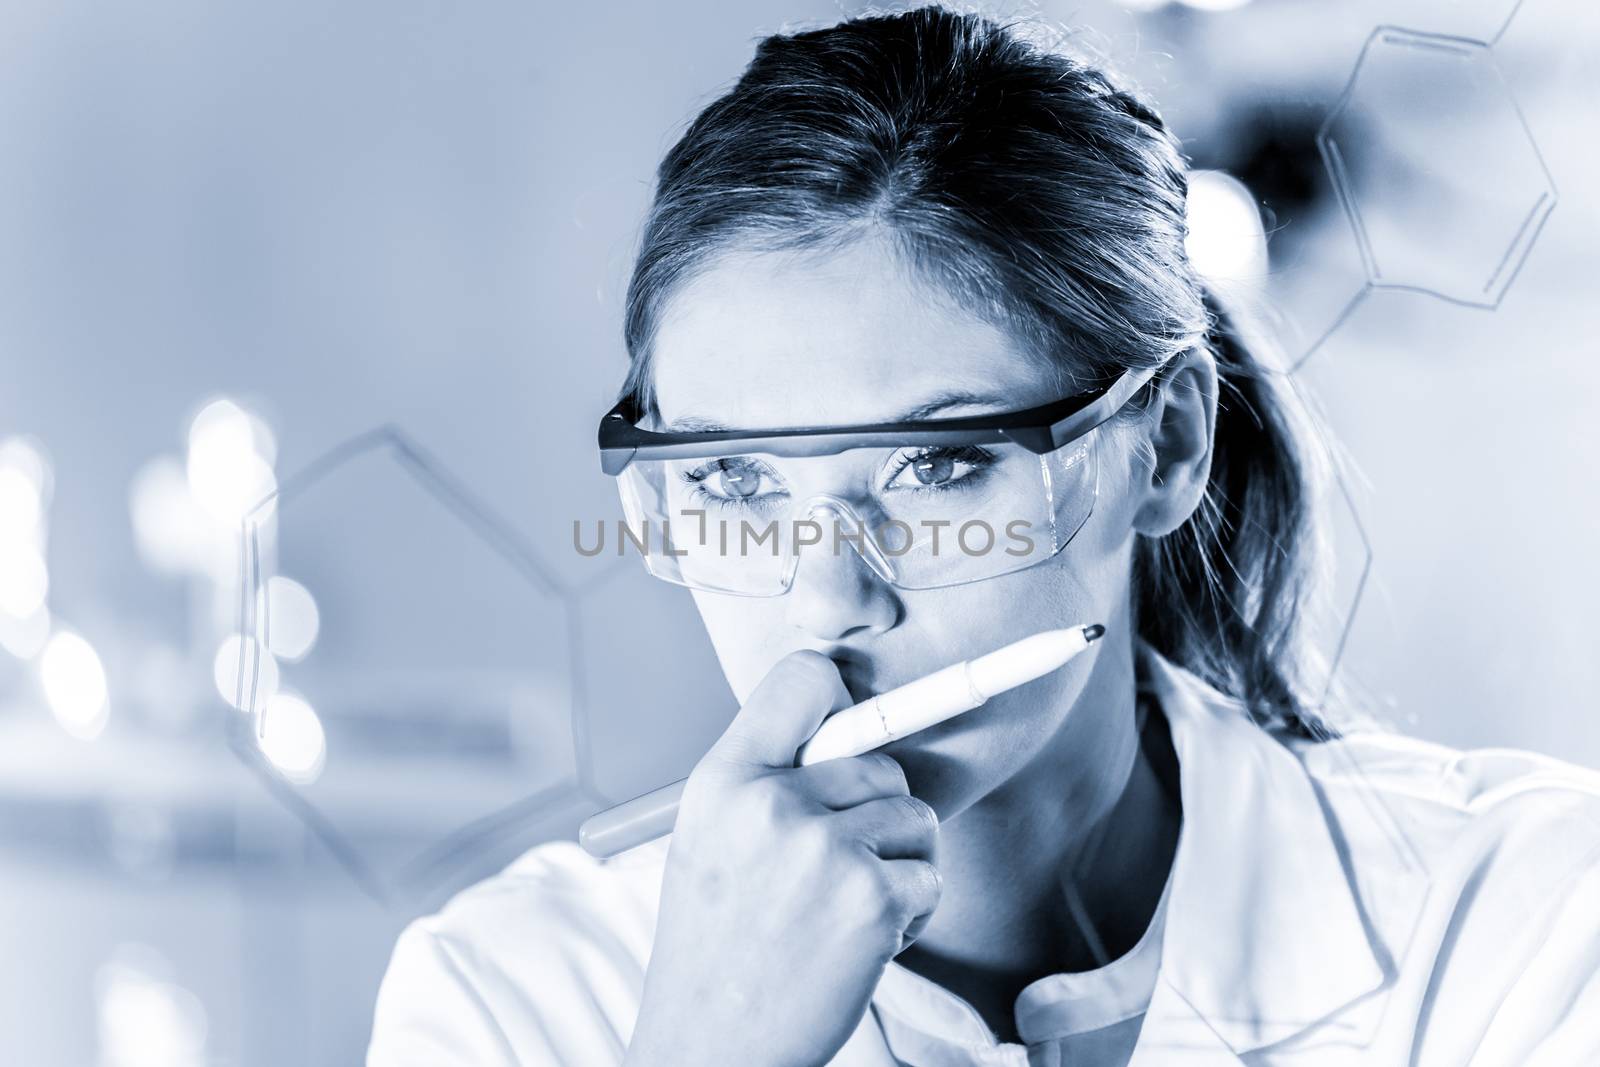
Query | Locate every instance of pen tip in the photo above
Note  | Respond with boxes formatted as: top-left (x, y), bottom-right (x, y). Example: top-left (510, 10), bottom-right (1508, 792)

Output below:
top-left (1083, 623), bottom-right (1106, 643)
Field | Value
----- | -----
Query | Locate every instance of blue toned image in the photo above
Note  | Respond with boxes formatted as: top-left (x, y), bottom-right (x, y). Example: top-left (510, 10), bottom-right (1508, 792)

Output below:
top-left (2, 2), bottom-right (1598, 1065)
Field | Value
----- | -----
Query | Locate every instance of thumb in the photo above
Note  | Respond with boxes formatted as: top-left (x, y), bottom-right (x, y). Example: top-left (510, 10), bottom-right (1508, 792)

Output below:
top-left (708, 650), bottom-right (855, 772)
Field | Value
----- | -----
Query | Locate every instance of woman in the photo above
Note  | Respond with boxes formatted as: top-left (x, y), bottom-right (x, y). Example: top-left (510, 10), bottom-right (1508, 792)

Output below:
top-left (368, 8), bottom-right (1600, 1065)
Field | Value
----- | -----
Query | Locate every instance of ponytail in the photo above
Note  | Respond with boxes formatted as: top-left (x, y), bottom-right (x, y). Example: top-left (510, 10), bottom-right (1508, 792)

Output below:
top-left (1131, 289), bottom-right (1338, 740)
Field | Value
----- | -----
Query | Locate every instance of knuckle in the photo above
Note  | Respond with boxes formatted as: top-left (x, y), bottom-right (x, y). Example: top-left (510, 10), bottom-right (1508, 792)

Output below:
top-left (741, 774), bottom-right (793, 826)
top-left (919, 860), bottom-right (944, 904)
top-left (688, 752), bottom-right (733, 790)
top-left (680, 762), bottom-right (732, 814)
top-left (790, 815), bottom-right (833, 865)
top-left (710, 729), bottom-right (764, 771)
top-left (896, 794), bottom-right (938, 834)
top-left (887, 863), bottom-right (940, 925)
top-left (867, 752), bottom-right (908, 793)
top-left (712, 732), bottom-right (769, 769)
top-left (846, 821), bottom-right (879, 856)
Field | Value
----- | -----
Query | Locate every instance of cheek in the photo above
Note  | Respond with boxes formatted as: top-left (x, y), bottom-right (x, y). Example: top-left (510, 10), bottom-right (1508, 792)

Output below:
top-left (688, 588), bottom-right (787, 702)
top-left (919, 475), bottom-right (1134, 653)
top-left (882, 484), bottom-right (1139, 804)
top-left (904, 554), bottom-right (1110, 744)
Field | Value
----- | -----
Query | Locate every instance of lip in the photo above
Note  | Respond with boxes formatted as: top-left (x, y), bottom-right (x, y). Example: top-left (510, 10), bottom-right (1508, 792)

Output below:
top-left (836, 668), bottom-right (879, 708)
top-left (825, 647), bottom-right (878, 706)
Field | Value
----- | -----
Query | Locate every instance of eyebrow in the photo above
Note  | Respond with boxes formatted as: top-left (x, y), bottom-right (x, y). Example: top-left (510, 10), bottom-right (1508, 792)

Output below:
top-left (661, 389), bottom-right (1018, 433)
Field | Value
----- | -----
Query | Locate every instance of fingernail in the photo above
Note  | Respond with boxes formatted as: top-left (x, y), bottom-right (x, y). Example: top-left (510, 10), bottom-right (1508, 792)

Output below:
top-left (1083, 623), bottom-right (1106, 643)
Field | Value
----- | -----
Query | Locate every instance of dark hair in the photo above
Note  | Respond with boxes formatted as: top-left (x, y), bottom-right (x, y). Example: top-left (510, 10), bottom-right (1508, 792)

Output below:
top-left (620, 5), bottom-right (1340, 739)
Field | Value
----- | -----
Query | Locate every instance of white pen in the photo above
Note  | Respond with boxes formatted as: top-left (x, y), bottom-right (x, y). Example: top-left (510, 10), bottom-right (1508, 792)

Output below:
top-left (577, 623), bottom-right (1105, 859)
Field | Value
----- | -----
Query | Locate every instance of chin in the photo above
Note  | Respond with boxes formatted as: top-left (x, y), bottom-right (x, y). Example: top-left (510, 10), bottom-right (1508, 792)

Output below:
top-left (878, 727), bottom-right (995, 817)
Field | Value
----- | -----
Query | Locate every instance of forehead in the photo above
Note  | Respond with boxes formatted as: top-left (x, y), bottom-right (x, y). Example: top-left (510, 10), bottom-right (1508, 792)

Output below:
top-left (649, 236), bottom-right (1058, 430)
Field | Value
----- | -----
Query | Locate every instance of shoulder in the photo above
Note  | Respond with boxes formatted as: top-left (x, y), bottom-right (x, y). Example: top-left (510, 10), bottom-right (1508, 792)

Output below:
top-left (401, 834), bottom-right (671, 987)
top-left (1289, 729), bottom-right (1600, 1021)
top-left (367, 836), bottom-right (671, 1067)
top-left (422, 834), bottom-right (671, 956)
top-left (1291, 730), bottom-right (1600, 1061)
top-left (1289, 727), bottom-right (1600, 878)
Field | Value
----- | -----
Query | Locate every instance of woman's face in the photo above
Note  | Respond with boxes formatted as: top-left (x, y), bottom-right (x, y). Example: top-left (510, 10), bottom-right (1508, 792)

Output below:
top-left (647, 235), bottom-right (1160, 823)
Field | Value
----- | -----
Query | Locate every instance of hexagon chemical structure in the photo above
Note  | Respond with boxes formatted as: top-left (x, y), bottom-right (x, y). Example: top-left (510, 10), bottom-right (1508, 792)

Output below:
top-left (1320, 28), bottom-right (1554, 306)
top-left (236, 426), bottom-right (628, 904)
top-left (1283, 1), bottom-right (1554, 696)
top-left (1293, 5), bottom-right (1554, 372)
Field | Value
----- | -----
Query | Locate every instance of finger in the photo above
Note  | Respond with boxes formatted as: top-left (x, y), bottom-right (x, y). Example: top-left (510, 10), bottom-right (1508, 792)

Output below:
top-left (706, 651), bottom-right (854, 772)
top-left (900, 910), bottom-right (932, 953)
top-left (795, 751), bottom-right (908, 810)
top-left (833, 793), bottom-right (939, 860)
top-left (881, 858), bottom-right (943, 941)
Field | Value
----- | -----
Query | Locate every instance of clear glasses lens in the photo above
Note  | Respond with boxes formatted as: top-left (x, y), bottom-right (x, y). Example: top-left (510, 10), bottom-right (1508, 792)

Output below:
top-left (616, 430), bottom-right (1099, 596)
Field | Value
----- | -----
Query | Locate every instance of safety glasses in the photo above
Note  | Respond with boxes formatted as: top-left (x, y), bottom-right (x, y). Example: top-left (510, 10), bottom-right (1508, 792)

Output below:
top-left (596, 362), bottom-right (1160, 596)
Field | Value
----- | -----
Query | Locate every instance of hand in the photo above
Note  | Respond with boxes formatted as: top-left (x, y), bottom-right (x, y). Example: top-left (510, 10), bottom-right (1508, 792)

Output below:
top-left (625, 651), bottom-right (943, 1067)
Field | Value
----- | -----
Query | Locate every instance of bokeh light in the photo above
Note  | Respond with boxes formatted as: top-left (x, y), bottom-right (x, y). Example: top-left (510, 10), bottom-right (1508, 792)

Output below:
top-left (185, 399), bottom-right (277, 527)
top-left (0, 436), bottom-right (52, 624)
top-left (257, 691), bottom-right (327, 783)
top-left (0, 436), bottom-right (51, 509)
top-left (39, 629), bottom-right (110, 740)
top-left (0, 542), bottom-right (48, 619)
top-left (95, 945), bottom-right (208, 1067)
top-left (128, 456), bottom-right (211, 576)
top-left (0, 604), bottom-right (51, 660)
top-left (0, 465), bottom-right (43, 540)
top-left (212, 633), bottom-right (280, 712)
top-left (259, 575), bottom-right (320, 661)
top-left (1185, 169), bottom-right (1270, 288)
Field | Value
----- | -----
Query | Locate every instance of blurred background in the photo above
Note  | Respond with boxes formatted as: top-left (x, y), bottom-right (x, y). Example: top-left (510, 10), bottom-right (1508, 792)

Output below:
top-left (2, 0), bottom-right (1596, 1063)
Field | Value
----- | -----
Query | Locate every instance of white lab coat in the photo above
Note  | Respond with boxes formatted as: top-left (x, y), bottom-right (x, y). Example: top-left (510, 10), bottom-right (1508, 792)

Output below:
top-left (367, 643), bottom-right (1600, 1065)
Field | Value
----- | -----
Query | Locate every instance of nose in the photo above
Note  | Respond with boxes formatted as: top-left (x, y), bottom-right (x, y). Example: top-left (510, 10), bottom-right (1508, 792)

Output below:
top-left (783, 500), bottom-right (902, 642)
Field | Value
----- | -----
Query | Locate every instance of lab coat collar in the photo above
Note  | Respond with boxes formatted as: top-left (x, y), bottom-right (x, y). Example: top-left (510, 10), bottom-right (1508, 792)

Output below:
top-left (1132, 642), bottom-right (1399, 1059)
top-left (871, 641), bottom-right (1414, 1063)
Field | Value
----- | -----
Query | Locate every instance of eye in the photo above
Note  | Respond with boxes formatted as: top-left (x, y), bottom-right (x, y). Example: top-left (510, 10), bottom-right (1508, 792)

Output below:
top-left (681, 457), bottom-right (784, 502)
top-left (886, 446), bottom-right (994, 490)
top-left (716, 464), bottom-right (761, 498)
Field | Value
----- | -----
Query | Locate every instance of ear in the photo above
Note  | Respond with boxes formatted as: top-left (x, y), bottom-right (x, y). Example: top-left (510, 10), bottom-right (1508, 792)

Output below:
top-left (1129, 347), bottom-right (1218, 538)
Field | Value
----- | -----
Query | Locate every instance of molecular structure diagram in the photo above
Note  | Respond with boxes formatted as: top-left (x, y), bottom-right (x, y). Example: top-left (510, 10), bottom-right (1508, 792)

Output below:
top-left (235, 3), bottom-right (1555, 908)
top-left (1298, 3), bottom-right (1554, 369)
top-left (1288, 0), bottom-right (1554, 728)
